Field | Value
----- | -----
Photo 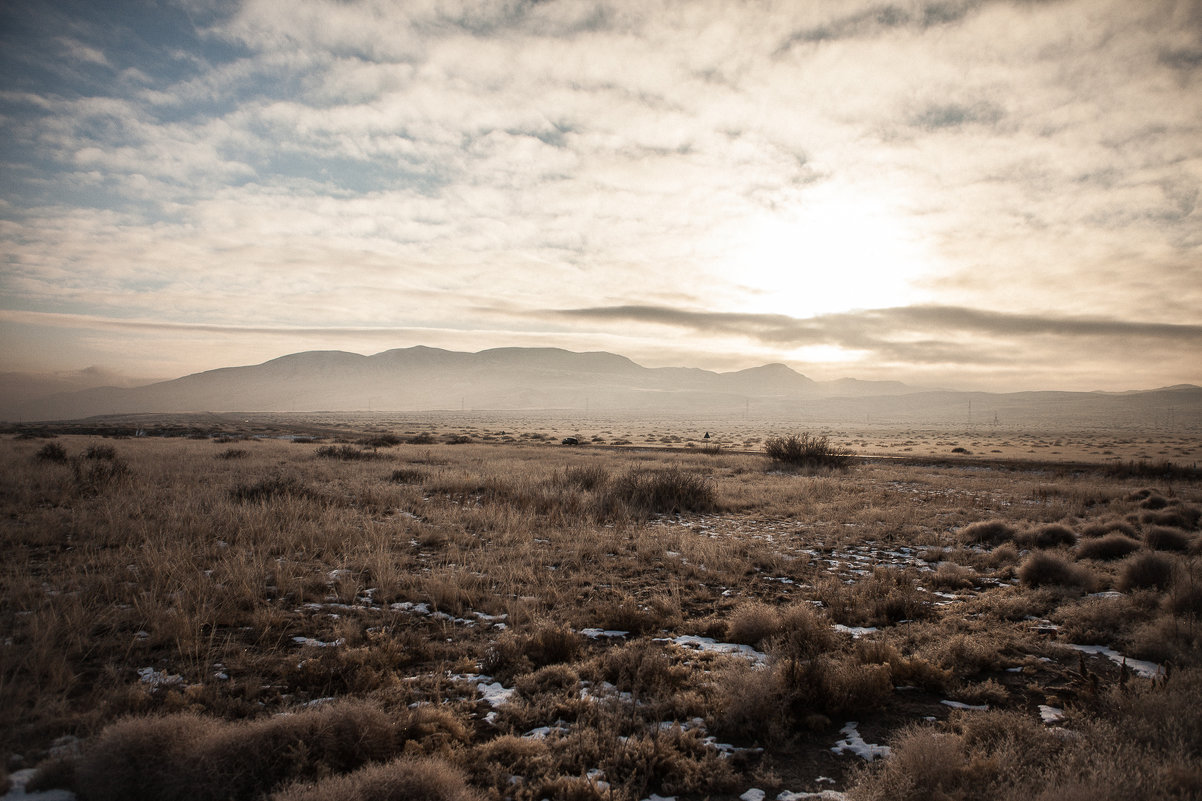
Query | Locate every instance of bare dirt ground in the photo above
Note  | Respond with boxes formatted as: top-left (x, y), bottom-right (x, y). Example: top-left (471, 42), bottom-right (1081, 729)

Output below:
top-left (2, 416), bottom-right (1200, 800)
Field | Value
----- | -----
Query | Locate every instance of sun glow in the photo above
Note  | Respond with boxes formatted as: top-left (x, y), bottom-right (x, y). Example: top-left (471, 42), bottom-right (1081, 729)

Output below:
top-left (720, 185), bottom-right (933, 318)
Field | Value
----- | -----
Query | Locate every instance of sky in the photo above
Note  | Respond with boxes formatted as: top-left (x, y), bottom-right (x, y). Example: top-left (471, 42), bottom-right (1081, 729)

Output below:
top-left (1, 0), bottom-right (1200, 392)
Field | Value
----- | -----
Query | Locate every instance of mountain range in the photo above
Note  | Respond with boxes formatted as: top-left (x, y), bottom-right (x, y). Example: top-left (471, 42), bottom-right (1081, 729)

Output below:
top-left (3, 346), bottom-right (1200, 428)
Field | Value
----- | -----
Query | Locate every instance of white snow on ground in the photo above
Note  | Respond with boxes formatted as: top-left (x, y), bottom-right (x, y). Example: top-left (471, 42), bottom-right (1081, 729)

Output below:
top-left (449, 673), bottom-right (516, 711)
top-left (663, 635), bottom-right (768, 665)
top-left (831, 722), bottom-right (891, 761)
top-left (1065, 644), bottom-right (1163, 679)
top-left (291, 636), bottom-right (344, 647)
top-left (833, 624), bottom-right (878, 638)
top-left (387, 602), bottom-right (508, 628)
top-left (941, 700), bottom-right (989, 711)
top-left (580, 628), bottom-right (629, 639)
top-left (744, 792), bottom-right (848, 801)
top-left (136, 666), bottom-right (183, 686)
top-left (1, 769), bottom-right (75, 801)
top-left (1039, 705), bottom-right (1065, 724)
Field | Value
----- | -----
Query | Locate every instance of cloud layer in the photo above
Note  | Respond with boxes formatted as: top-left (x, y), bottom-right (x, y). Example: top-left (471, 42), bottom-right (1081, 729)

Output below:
top-left (1, 0), bottom-right (1199, 389)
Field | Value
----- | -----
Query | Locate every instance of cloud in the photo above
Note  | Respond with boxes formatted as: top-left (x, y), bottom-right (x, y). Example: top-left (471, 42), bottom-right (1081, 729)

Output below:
top-left (1, 0), bottom-right (1200, 389)
top-left (552, 304), bottom-right (1202, 366)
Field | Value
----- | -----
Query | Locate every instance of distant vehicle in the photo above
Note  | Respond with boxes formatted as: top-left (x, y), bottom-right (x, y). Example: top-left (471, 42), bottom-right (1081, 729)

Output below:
top-left (561, 437), bottom-right (579, 445)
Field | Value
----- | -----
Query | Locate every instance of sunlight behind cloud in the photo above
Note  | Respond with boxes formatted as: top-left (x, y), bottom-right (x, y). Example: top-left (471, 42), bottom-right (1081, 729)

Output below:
top-left (718, 183), bottom-right (934, 318)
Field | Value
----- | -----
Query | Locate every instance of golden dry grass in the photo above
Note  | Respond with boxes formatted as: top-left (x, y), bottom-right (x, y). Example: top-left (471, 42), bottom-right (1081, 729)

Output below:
top-left (1, 423), bottom-right (1200, 800)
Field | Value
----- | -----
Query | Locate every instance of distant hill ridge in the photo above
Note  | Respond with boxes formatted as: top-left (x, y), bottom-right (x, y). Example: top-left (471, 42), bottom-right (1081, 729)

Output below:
top-left (4, 346), bottom-right (1200, 425)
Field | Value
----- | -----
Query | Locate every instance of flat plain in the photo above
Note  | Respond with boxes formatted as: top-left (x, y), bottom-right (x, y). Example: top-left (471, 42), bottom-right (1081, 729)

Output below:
top-left (2, 415), bottom-right (1200, 800)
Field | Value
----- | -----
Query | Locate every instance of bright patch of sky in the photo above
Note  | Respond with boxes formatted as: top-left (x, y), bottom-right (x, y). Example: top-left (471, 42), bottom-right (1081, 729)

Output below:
top-left (1, 0), bottom-right (1200, 389)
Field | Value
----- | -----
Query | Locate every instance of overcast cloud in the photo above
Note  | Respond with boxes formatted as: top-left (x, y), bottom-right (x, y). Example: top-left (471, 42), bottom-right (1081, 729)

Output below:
top-left (1, 0), bottom-right (1199, 390)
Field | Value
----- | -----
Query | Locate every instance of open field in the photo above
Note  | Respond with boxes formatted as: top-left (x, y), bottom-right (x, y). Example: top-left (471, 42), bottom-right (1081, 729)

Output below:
top-left (3, 419), bottom-right (1201, 800)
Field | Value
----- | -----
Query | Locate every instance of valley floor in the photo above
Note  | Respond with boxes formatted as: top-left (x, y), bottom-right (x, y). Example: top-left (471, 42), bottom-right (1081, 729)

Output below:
top-left (2, 423), bottom-right (1200, 800)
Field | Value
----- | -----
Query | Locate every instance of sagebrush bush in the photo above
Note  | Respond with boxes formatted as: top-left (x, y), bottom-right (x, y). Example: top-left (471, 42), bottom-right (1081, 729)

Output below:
top-left (35, 442), bottom-right (68, 462)
top-left (1077, 533), bottom-right (1141, 561)
top-left (70, 454), bottom-right (131, 494)
top-left (1018, 551), bottom-right (1093, 589)
top-left (315, 444), bottom-right (380, 461)
top-left (269, 756), bottom-right (481, 801)
top-left (959, 520), bottom-right (1016, 546)
top-left (76, 702), bottom-right (400, 801)
top-left (725, 601), bottom-right (782, 647)
top-left (229, 475), bottom-right (322, 503)
top-left (1119, 552), bottom-right (1176, 591)
top-left (1026, 523), bottom-right (1077, 548)
top-left (763, 433), bottom-right (855, 470)
top-left (389, 467), bottom-right (425, 484)
top-left (1141, 508), bottom-right (1201, 530)
top-left (1144, 526), bottom-right (1191, 552)
top-left (609, 467), bottom-right (715, 515)
top-left (1080, 519), bottom-right (1138, 539)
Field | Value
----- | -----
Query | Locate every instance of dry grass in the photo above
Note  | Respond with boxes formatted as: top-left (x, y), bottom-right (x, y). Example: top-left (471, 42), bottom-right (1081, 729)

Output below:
top-left (2, 427), bottom-right (1200, 800)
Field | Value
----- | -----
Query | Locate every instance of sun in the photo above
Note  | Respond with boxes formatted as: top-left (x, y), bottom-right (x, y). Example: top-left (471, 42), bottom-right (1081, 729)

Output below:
top-left (718, 183), bottom-right (933, 319)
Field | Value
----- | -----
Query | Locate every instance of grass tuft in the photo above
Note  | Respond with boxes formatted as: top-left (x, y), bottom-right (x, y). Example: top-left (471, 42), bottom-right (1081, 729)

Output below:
top-left (763, 433), bottom-right (855, 470)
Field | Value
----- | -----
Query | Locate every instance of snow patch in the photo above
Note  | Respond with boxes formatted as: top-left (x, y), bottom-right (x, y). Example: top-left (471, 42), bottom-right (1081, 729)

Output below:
top-left (941, 700), bottom-right (988, 711)
top-left (831, 721), bottom-right (890, 761)
top-left (664, 635), bottom-right (767, 665)
top-left (1065, 644), bottom-right (1163, 679)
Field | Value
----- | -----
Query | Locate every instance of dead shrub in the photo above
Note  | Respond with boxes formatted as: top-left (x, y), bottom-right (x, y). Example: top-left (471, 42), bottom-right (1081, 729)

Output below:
top-left (76, 702), bottom-right (400, 801)
top-left (484, 623), bottom-right (581, 683)
top-left (763, 433), bottom-right (855, 470)
top-left (395, 705), bottom-right (471, 748)
top-left (929, 562), bottom-right (977, 590)
top-left (586, 640), bottom-right (688, 700)
top-left (1052, 594), bottom-right (1155, 644)
top-left (1018, 552), bottom-right (1093, 589)
top-left (608, 467), bottom-right (716, 515)
top-left (1165, 580), bottom-right (1202, 619)
top-left (770, 602), bottom-right (838, 661)
top-left (854, 640), bottom-right (949, 691)
top-left (950, 678), bottom-right (1008, 707)
top-left (1080, 519), bottom-right (1138, 539)
top-left (515, 664), bottom-right (581, 699)
top-left (1140, 508), bottom-right (1200, 530)
top-left (1077, 533), bottom-right (1140, 561)
top-left (229, 475), bottom-right (322, 504)
top-left (84, 444), bottom-right (118, 460)
top-left (74, 713), bottom-right (221, 801)
top-left (1119, 552), bottom-right (1176, 592)
top-left (70, 453), bottom-right (131, 494)
top-left (217, 448), bottom-right (249, 460)
top-left (726, 601), bottom-right (782, 647)
top-left (1139, 494), bottom-right (1171, 510)
top-left (1026, 523), bottom-right (1077, 548)
top-left (558, 465), bottom-right (610, 491)
top-left (816, 568), bottom-right (931, 627)
top-left (847, 726), bottom-right (971, 801)
top-left (315, 444), bottom-right (380, 461)
top-left (388, 468), bottom-right (425, 484)
top-left (959, 520), bottom-right (1016, 546)
top-left (1144, 526), bottom-right (1191, 552)
top-left (34, 442), bottom-right (68, 462)
top-left (269, 756), bottom-right (481, 801)
top-left (928, 633), bottom-right (1004, 678)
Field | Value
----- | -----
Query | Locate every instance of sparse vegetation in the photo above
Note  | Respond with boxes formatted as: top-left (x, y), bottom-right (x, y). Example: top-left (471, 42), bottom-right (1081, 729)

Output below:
top-left (764, 432), bottom-right (856, 470)
top-left (3, 426), bottom-right (1201, 800)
